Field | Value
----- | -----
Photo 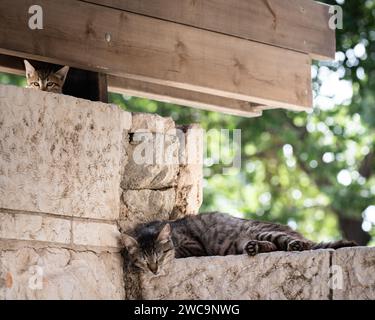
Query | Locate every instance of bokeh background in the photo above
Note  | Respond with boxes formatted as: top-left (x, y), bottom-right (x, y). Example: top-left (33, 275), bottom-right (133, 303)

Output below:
top-left (1, 0), bottom-right (374, 245)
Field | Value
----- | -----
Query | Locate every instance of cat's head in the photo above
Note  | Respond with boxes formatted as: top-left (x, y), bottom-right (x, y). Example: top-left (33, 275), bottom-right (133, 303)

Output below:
top-left (24, 60), bottom-right (69, 93)
top-left (121, 223), bottom-right (174, 275)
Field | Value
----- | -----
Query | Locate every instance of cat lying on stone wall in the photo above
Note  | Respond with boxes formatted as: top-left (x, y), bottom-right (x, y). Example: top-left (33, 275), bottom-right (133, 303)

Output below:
top-left (120, 212), bottom-right (357, 275)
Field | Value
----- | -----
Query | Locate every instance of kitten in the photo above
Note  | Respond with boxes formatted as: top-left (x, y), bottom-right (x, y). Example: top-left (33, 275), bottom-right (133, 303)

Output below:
top-left (121, 212), bottom-right (357, 275)
top-left (24, 60), bottom-right (69, 93)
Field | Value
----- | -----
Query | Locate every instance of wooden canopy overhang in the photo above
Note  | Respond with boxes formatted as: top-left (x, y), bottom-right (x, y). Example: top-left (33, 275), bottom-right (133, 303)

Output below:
top-left (0, 0), bottom-right (335, 117)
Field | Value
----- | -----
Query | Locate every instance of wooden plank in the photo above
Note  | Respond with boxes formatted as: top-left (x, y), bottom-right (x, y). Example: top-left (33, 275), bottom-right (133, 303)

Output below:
top-left (0, 0), bottom-right (312, 114)
top-left (85, 0), bottom-right (335, 60)
top-left (108, 76), bottom-right (262, 117)
top-left (0, 54), bottom-right (24, 76)
top-left (0, 54), bottom-right (261, 117)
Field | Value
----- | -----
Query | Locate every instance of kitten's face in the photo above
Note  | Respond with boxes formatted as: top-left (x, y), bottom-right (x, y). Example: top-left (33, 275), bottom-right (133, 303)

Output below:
top-left (121, 224), bottom-right (175, 275)
top-left (24, 60), bottom-right (69, 93)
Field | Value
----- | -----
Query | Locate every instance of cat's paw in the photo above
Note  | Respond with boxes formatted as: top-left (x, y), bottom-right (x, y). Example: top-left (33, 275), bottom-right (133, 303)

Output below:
top-left (287, 240), bottom-right (307, 252)
top-left (244, 240), bottom-right (259, 256)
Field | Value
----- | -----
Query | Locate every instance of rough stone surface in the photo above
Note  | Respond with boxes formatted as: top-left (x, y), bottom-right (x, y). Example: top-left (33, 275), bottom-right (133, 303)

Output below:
top-left (0, 211), bottom-right (70, 244)
top-left (0, 85), bottom-right (131, 220)
top-left (172, 125), bottom-right (203, 218)
top-left (332, 247), bottom-right (375, 300)
top-left (0, 246), bottom-right (125, 299)
top-left (140, 251), bottom-right (331, 300)
top-left (0, 84), bottom-right (207, 300)
top-left (130, 112), bottom-right (175, 134)
top-left (72, 221), bottom-right (121, 248)
top-left (119, 189), bottom-right (175, 230)
top-left (121, 133), bottom-right (179, 190)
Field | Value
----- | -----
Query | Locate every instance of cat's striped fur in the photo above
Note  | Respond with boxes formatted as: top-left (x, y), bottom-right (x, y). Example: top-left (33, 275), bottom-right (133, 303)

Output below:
top-left (24, 60), bottom-right (69, 93)
top-left (121, 212), bottom-right (357, 275)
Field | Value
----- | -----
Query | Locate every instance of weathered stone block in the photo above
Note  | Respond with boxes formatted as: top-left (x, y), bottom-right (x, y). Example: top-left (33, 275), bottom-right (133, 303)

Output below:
top-left (0, 210), bottom-right (71, 244)
top-left (140, 250), bottom-right (331, 300)
top-left (121, 133), bottom-right (179, 190)
top-left (130, 112), bottom-right (175, 134)
top-left (72, 221), bottom-right (121, 248)
top-left (0, 246), bottom-right (124, 299)
top-left (172, 124), bottom-right (203, 218)
top-left (332, 247), bottom-right (375, 300)
top-left (0, 85), bottom-right (130, 220)
top-left (119, 189), bottom-right (175, 230)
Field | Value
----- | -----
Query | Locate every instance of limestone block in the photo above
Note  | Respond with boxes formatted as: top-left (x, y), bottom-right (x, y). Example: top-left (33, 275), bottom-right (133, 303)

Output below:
top-left (332, 247), bottom-right (375, 300)
top-left (72, 221), bottom-right (121, 248)
top-left (121, 133), bottom-right (179, 189)
top-left (172, 125), bottom-right (203, 218)
top-left (0, 211), bottom-right (71, 244)
top-left (140, 250), bottom-right (331, 300)
top-left (0, 246), bottom-right (124, 299)
top-left (130, 112), bottom-right (175, 134)
top-left (0, 85), bottom-right (131, 220)
top-left (119, 189), bottom-right (175, 230)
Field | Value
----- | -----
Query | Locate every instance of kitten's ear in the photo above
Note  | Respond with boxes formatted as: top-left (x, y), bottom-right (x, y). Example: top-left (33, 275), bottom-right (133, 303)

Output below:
top-left (24, 60), bottom-right (35, 78)
top-left (121, 233), bottom-right (138, 253)
top-left (55, 66), bottom-right (70, 83)
top-left (157, 224), bottom-right (171, 244)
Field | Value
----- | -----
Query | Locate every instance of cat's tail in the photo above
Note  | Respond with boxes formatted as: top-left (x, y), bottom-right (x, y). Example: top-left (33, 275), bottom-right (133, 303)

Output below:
top-left (311, 239), bottom-right (358, 250)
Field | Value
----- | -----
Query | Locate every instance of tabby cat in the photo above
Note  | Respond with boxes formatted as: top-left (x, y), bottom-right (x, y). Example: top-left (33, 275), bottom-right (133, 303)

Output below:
top-left (24, 60), bottom-right (69, 93)
top-left (121, 212), bottom-right (357, 275)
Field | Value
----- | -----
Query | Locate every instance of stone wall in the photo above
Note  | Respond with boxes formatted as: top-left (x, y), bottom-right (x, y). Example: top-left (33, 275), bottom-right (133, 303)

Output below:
top-left (0, 84), bottom-right (373, 300)
top-left (140, 247), bottom-right (375, 300)
top-left (0, 85), bottom-right (202, 299)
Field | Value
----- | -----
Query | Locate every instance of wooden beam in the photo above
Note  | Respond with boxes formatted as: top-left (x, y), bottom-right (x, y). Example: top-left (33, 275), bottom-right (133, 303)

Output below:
top-left (108, 76), bottom-right (262, 117)
top-left (0, 54), bottom-right (24, 76)
top-left (0, 54), bottom-right (261, 117)
top-left (0, 0), bottom-right (312, 115)
top-left (85, 0), bottom-right (335, 60)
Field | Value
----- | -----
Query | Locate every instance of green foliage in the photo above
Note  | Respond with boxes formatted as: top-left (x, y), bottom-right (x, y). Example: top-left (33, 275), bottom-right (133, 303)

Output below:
top-left (110, 0), bottom-right (375, 244)
top-left (0, 73), bottom-right (26, 87)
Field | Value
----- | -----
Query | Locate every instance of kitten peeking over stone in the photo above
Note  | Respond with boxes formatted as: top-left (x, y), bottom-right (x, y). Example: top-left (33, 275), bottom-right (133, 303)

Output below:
top-left (24, 60), bottom-right (69, 93)
top-left (121, 212), bottom-right (357, 276)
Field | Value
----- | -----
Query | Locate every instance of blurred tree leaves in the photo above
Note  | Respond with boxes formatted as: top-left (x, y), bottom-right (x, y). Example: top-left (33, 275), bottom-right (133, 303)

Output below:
top-left (109, 0), bottom-right (375, 245)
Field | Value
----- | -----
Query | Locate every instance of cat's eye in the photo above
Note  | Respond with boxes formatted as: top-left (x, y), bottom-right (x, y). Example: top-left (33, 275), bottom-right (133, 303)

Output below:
top-left (32, 82), bottom-right (39, 86)
top-left (47, 82), bottom-right (56, 87)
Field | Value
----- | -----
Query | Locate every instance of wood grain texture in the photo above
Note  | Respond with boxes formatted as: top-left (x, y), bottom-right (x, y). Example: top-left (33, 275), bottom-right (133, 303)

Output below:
top-left (0, 53), bottom-right (261, 117)
top-left (85, 0), bottom-right (335, 60)
top-left (0, 0), bottom-right (312, 113)
top-left (108, 76), bottom-right (262, 117)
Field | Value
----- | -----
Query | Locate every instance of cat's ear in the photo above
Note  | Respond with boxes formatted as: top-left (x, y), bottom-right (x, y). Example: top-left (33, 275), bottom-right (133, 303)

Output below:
top-left (121, 233), bottom-right (138, 253)
top-left (54, 66), bottom-right (70, 83)
top-left (24, 60), bottom-right (35, 78)
top-left (157, 224), bottom-right (171, 244)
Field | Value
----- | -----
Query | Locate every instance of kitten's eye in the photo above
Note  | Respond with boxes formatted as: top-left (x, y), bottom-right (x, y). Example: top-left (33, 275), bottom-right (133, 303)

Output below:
top-left (47, 82), bottom-right (55, 87)
top-left (32, 82), bottom-right (39, 86)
